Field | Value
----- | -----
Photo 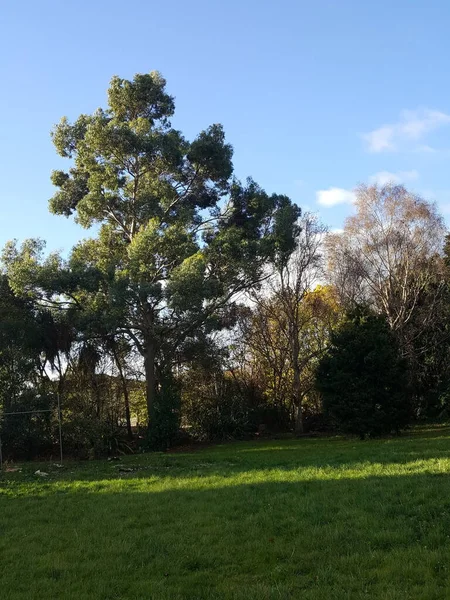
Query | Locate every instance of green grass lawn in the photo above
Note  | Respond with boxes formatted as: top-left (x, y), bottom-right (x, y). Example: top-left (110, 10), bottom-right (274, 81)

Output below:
top-left (2, 427), bottom-right (450, 599)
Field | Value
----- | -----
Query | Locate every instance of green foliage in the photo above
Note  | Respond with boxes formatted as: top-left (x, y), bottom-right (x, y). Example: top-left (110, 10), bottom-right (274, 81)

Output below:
top-left (44, 70), bottom-right (300, 430)
top-left (0, 71), bottom-right (301, 452)
top-left (0, 276), bottom-right (62, 459)
top-left (238, 284), bottom-right (341, 430)
top-left (316, 310), bottom-right (411, 437)
top-left (60, 367), bottom-right (141, 458)
top-left (410, 241), bottom-right (450, 418)
top-left (180, 363), bottom-right (288, 441)
top-left (182, 373), bottom-right (253, 441)
top-left (408, 288), bottom-right (450, 418)
top-left (146, 373), bottom-right (181, 451)
top-left (7, 69), bottom-right (450, 456)
top-left (0, 391), bottom-right (57, 460)
top-left (61, 416), bottom-right (124, 460)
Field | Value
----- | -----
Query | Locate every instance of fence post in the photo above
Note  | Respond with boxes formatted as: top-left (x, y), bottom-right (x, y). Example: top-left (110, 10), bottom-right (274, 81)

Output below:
top-left (57, 393), bottom-right (63, 464)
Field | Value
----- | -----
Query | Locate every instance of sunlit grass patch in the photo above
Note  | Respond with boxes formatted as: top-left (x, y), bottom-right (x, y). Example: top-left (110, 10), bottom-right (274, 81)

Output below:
top-left (1, 427), bottom-right (450, 599)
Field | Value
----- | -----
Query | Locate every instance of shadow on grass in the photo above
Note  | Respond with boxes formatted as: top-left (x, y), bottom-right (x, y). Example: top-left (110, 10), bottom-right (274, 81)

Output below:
top-left (3, 426), bottom-right (450, 491)
top-left (1, 471), bottom-right (450, 600)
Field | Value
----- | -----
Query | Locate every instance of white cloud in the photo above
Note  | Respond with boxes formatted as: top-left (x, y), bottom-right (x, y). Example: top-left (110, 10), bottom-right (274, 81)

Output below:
top-left (400, 109), bottom-right (450, 138)
top-left (418, 188), bottom-right (436, 200)
top-left (368, 170), bottom-right (419, 186)
top-left (364, 125), bottom-right (395, 152)
top-left (415, 144), bottom-right (437, 154)
top-left (316, 187), bottom-right (356, 207)
top-left (363, 109), bottom-right (450, 153)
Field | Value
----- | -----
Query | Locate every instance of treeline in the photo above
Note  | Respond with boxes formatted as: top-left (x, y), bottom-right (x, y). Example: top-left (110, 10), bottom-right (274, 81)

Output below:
top-left (1, 72), bottom-right (450, 459)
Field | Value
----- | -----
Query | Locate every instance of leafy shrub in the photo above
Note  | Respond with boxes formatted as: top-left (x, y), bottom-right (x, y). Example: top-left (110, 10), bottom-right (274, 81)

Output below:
top-left (146, 373), bottom-right (181, 451)
top-left (0, 390), bottom-right (56, 460)
top-left (316, 310), bottom-right (411, 438)
top-left (61, 416), bottom-right (118, 459)
top-left (183, 380), bottom-right (250, 441)
top-left (181, 369), bottom-right (284, 441)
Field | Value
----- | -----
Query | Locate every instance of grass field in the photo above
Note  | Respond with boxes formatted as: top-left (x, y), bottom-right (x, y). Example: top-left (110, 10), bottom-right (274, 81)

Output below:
top-left (2, 427), bottom-right (450, 599)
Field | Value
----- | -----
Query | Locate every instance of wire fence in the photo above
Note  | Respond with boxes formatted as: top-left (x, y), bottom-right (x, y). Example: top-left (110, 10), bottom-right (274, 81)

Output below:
top-left (0, 394), bottom-right (63, 469)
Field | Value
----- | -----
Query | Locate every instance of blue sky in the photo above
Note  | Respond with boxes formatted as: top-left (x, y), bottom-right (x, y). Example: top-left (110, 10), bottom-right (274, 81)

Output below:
top-left (2, 0), bottom-right (450, 253)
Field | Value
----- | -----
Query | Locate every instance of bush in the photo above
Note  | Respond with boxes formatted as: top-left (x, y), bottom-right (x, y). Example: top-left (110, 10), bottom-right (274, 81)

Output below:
top-left (181, 368), bottom-right (287, 441)
top-left (146, 373), bottom-right (181, 451)
top-left (182, 378), bottom-right (251, 441)
top-left (0, 390), bottom-right (56, 460)
top-left (316, 310), bottom-right (411, 438)
top-left (62, 416), bottom-right (120, 459)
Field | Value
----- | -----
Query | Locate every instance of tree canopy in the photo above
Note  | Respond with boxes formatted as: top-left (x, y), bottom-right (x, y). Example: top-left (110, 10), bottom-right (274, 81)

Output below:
top-left (1, 72), bottom-right (450, 458)
top-left (4, 71), bottom-right (300, 445)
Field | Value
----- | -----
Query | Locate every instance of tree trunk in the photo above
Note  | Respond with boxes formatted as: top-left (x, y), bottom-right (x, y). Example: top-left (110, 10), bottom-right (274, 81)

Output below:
top-left (122, 382), bottom-right (133, 441)
top-left (292, 333), bottom-right (303, 434)
top-left (144, 340), bottom-right (156, 425)
top-left (113, 350), bottom-right (133, 441)
top-left (295, 402), bottom-right (303, 434)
